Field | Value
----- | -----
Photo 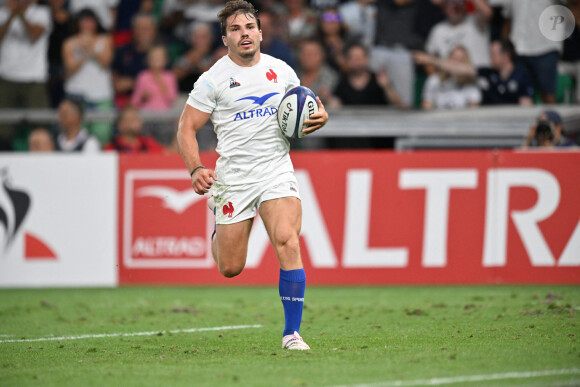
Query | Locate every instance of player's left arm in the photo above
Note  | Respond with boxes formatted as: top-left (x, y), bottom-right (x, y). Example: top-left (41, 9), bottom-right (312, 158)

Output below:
top-left (302, 97), bottom-right (329, 135)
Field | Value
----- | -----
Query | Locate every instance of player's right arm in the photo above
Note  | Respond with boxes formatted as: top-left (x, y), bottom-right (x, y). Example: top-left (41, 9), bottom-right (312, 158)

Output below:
top-left (176, 104), bottom-right (217, 195)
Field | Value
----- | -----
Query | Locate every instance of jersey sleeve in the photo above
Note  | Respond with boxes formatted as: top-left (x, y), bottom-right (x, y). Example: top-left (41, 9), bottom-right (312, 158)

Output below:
top-left (283, 62), bottom-right (300, 93)
top-left (187, 72), bottom-right (216, 114)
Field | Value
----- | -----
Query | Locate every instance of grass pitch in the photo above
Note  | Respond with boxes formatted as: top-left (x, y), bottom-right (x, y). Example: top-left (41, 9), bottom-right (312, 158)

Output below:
top-left (0, 286), bottom-right (579, 387)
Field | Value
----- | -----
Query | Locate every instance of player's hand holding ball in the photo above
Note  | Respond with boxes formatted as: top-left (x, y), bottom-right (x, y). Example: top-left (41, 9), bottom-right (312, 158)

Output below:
top-left (191, 166), bottom-right (217, 195)
top-left (277, 86), bottom-right (329, 138)
top-left (303, 96), bottom-right (328, 135)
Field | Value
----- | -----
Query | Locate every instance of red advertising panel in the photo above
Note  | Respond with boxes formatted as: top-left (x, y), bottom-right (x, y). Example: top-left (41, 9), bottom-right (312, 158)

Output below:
top-left (118, 151), bottom-right (580, 285)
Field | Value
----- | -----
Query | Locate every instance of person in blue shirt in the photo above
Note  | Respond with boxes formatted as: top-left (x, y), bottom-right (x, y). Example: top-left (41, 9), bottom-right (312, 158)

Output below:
top-left (477, 40), bottom-right (534, 105)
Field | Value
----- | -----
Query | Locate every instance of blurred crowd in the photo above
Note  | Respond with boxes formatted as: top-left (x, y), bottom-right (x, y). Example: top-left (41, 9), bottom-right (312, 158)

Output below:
top-left (0, 0), bottom-right (579, 152)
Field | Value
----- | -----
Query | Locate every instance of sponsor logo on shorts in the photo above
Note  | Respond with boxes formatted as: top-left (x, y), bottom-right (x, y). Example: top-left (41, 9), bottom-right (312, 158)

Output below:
top-left (290, 185), bottom-right (297, 192)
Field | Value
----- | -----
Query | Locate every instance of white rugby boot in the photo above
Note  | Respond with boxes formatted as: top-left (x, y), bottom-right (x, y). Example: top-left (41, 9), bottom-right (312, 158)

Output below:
top-left (282, 331), bottom-right (310, 350)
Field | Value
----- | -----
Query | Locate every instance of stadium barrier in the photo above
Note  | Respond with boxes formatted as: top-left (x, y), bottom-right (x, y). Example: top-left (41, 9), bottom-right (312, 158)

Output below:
top-left (2, 150), bottom-right (579, 287)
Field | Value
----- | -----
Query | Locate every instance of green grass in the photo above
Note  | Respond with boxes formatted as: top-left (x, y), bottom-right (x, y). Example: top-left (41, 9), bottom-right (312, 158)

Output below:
top-left (0, 286), bottom-right (579, 387)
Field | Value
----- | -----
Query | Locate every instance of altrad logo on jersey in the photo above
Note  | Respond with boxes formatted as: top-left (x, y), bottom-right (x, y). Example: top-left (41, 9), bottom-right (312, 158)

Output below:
top-left (234, 92), bottom-right (279, 121)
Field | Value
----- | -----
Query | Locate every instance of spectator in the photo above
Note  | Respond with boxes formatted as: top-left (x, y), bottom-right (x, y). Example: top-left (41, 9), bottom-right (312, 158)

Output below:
top-left (62, 8), bottom-right (114, 145)
top-left (414, 39), bottom-right (534, 105)
top-left (114, 0), bottom-right (154, 46)
top-left (370, 0), bottom-right (425, 108)
top-left (173, 22), bottom-right (216, 94)
top-left (55, 98), bottom-right (101, 152)
top-left (522, 111), bottom-right (575, 149)
top-left (131, 44), bottom-right (178, 111)
top-left (28, 127), bottom-right (55, 152)
top-left (426, 0), bottom-right (492, 68)
top-left (47, 0), bottom-right (73, 107)
top-left (413, 0), bottom-right (446, 42)
top-left (0, 0), bottom-right (52, 109)
top-left (560, 0), bottom-right (580, 103)
top-left (284, 0), bottom-right (317, 44)
top-left (259, 10), bottom-right (295, 67)
top-left (332, 43), bottom-right (404, 107)
top-left (68, 0), bottom-right (119, 32)
top-left (297, 39), bottom-right (339, 104)
top-left (309, 0), bottom-right (344, 13)
top-left (0, 0), bottom-right (52, 148)
top-left (315, 8), bottom-right (349, 73)
top-left (339, 0), bottom-right (376, 48)
top-left (502, 0), bottom-right (561, 103)
top-left (112, 12), bottom-right (157, 108)
top-left (478, 39), bottom-right (534, 105)
top-left (160, 0), bottom-right (221, 46)
top-left (421, 45), bottom-right (481, 109)
top-left (104, 106), bottom-right (164, 152)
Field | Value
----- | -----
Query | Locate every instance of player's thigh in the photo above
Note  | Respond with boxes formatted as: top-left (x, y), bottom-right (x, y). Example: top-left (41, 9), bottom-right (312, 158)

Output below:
top-left (259, 196), bottom-right (302, 245)
top-left (215, 218), bottom-right (253, 262)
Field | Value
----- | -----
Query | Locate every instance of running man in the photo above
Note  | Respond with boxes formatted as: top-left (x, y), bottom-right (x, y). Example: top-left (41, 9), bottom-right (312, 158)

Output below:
top-left (176, 0), bottom-right (329, 350)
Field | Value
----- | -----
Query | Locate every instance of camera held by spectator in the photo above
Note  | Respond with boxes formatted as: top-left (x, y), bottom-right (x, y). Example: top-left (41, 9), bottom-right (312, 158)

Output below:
top-left (522, 111), bottom-right (574, 149)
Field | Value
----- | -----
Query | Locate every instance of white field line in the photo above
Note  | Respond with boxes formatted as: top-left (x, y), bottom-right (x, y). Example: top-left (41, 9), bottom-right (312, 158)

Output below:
top-left (0, 324), bottom-right (262, 344)
top-left (330, 368), bottom-right (580, 387)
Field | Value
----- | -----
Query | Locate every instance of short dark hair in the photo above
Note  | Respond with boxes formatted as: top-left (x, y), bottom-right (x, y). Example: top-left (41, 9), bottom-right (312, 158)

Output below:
top-left (73, 8), bottom-right (106, 34)
top-left (60, 97), bottom-right (84, 117)
top-left (218, 0), bottom-right (260, 36)
top-left (493, 39), bottom-right (516, 63)
top-left (344, 42), bottom-right (368, 58)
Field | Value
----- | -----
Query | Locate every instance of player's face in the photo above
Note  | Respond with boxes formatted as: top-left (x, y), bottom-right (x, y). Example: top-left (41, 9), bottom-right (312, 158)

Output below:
top-left (222, 13), bottom-right (262, 60)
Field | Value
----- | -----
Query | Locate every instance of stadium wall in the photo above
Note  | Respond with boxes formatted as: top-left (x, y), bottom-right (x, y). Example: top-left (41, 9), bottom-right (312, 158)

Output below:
top-left (1, 150), bottom-right (579, 287)
top-left (0, 154), bottom-right (118, 287)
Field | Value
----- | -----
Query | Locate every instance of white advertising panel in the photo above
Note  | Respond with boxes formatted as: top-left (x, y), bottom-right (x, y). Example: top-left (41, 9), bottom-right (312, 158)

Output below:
top-left (0, 154), bottom-right (118, 287)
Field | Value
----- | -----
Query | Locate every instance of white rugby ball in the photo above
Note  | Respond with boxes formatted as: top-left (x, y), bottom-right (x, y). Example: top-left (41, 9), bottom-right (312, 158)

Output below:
top-left (277, 86), bottom-right (318, 139)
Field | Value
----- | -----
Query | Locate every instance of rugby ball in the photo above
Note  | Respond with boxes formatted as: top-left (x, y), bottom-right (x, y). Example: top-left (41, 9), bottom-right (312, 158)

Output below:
top-left (277, 86), bottom-right (318, 139)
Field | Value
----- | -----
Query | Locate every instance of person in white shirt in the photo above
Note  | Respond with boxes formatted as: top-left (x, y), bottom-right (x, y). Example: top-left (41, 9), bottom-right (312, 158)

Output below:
top-left (0, 0), bottom-right (52, 148)
top-left (0, 0), bottom-right (52, 108)
top-left (422, 45), bottom-right (482, 109)
top-left (501, 0), bottom-right (562, 103)
top-left (55, 98), bottom-right (101, 152)
top-left (176, 0), bottom-right (328, 351)
top-left (426, 0), bottom-right (492, 68)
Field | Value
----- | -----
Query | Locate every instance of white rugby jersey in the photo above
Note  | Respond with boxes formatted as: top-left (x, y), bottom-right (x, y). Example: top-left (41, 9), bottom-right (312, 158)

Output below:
top-left (187, 53), bottom-right (300, 185)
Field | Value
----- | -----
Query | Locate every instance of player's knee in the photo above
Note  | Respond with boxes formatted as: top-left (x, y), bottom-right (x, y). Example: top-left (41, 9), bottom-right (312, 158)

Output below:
top-left (218, 260), bottom-right (245, 278)
top-left (274, 230), bottom-right (300, 254)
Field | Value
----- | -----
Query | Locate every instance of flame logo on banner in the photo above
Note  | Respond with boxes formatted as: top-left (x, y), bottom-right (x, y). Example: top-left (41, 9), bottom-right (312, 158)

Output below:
top-left (0, 169), bottom-right (56, 259)
top-left (0, 169), bottom-right (31, 253)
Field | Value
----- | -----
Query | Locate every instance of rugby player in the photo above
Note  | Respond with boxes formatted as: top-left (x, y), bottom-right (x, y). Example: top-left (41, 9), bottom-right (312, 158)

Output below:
top-left (176, 0), bottom-right (329, 350)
